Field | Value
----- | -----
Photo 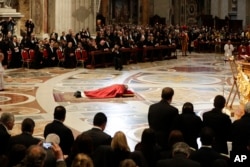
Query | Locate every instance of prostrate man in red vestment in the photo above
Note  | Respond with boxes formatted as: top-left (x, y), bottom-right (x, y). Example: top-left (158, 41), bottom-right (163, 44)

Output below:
top-left (74, 84), bottom-right (134, 98)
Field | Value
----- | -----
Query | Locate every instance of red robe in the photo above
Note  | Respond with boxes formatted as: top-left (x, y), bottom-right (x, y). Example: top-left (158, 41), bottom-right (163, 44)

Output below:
top-left (84, 84), bottom-right (129, 98)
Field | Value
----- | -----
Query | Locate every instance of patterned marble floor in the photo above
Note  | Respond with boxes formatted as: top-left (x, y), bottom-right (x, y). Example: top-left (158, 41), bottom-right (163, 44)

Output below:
top-left (0, 51), bottom-right (239, 150)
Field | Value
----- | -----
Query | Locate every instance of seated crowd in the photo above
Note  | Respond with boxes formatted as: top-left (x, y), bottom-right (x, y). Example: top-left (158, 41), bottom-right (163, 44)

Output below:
top-left (1, 22), bottom-right (250, 70)
top-left (0, 87), bottom-right (250, 167)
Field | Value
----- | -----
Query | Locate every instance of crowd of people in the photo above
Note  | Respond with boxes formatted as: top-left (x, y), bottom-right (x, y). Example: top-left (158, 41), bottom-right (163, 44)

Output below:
top-left (1, 21), bottom-right (250, 166)
top-left (0, 86), bottom-right (250, 167)
top-left (2, 21), bottom-right (250, 71)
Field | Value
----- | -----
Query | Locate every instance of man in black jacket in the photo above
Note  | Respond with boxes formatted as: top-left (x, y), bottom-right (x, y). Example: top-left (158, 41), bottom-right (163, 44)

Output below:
top-left (157, 142), bottom-right (200, 167)
top-left (190, 127), bottom-right (229, 167)
top-left (44, 105), bottom-right (74, 155)
top-left (8, 118), bottom-right (40, 150)
top-left (231, 101), bottom-right (250, 153)
top-left (148, 87), bottom-right (179, 150)
top-left (0, 112), bottom-right (15, 155)
top-left (202, 95), bottom-right (232, 154)
top-left (82, 112), bottom-right (112, 151)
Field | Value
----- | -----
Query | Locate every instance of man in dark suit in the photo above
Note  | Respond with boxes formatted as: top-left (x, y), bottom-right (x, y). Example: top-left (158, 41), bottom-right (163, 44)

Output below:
top-left (46, 39), bottom-right (58, 67)
top-left (8, 36), bottom-right (22, 68)
top-left (8, 118), bottom-right (40, 150)
top-left (202, 95), bottom-right (232, 154)
top-left (157, 142), bottom-right (200, 167)
top-left (148, 87), bottom-right (179, 150)
top-left (0, 112), bottom-right (15, 155)
top-left (82, 112), bottom-right (112, 151)
top-left (231, 101), bottom-right (250, 153)
top-left (25, 19), bottom-right (35, 37)
top-left (190, 127), bottom-right (229, 167)
top-left (44, 105), bottom-right (74, 155)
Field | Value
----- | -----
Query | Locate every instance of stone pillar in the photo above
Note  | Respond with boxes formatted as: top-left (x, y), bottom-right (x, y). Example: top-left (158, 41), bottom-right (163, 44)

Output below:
top-left (141, 0), bottom-right (148, 25)
top-left (0, 8), bottom-right (24, 37)
top-left (31, 0), bottom-right (96, 37)
top-left (31, 0), bottom-right (47, 37)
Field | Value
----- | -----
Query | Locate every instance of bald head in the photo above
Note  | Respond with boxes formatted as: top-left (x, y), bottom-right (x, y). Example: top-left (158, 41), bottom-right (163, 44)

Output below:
top-left (23, 145), bottom-right (47, 167)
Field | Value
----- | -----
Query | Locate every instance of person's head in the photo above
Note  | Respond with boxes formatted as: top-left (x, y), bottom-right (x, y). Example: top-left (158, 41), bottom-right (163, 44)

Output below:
top-left (141, 128), bottom-right (156, 146)
top-left (53, 105), bottom-right (66, 121)
top-left (8, 144), bottom-right (27, 167)
top-left (161, 87), bottom-right (174, 102)
top-left (71, 133), bottom-right (93, 157)
top-left (200, 127), bottom-right (215, 145)
top-left (0, 112), bottom-right (15, 130)
top-left (21, 145), bottom-right (47, 167)
top-left (68, 41), bottom-right (73, 47)
top-left (168, 130), bottom-right (184, 147)
top-left (111, 131), bottom-right (130, 152)
top-left (172, 142), bottom-right (190, 158)
top-left (93, 112), bottom-right (107, 130)
top-left (119, 159), bottom-right (137, 167)
top-left (182, 102), bottom-right (194, 114)
top-left (71, 153), bottom-right (94, 167)
top-left (213, 95), bottom-right (226, 109)
top-left (21, 118), bottom-right (35, 134)
top-left (244, 102), bottom-right (250, 114)
top-left (45, 133), bottom-right (60, 144)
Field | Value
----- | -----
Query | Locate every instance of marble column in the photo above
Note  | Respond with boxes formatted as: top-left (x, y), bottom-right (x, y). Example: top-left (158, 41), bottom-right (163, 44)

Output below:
top-left (31, 0), bottom-right (96, 37)
top-left (141, 0), bottom-right (149, 25)
top-left (31, 0), bottom-right (46, 36)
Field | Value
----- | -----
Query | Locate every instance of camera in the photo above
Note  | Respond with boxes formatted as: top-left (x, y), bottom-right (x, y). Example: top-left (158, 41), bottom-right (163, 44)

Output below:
top-left (42, 142), bottom-right (52, 149)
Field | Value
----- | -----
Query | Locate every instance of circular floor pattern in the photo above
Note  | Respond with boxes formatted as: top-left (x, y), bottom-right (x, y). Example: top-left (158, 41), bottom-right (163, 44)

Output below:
top-left (136, 73), bottom-right (221, 85)
top-left (0, 93), bottom-right (35, 106)
top-left (1, 106), bottom-right (41, 115)
top-left (72, 73), bottom-right (116, 80)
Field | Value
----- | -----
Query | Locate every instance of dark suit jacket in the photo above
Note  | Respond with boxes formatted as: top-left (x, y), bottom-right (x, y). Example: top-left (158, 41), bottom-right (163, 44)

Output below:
top-left (46, 45), bottom-right (58, 67)
top-left (0, 124), bottom-right (11, 155)
top-left (157, 153), bottom-right (200, 167)
top-left (82, 127), bottom-right (112, 151)
top-left (190, 147), bottom-right (228, 167)
top-left (148, 100), bottom-right (179, 149)
top-left (202, 108), bottom-right (232, 154)
top-left (172, 112), bottom-right (203, 149)
top-left (231, 113), bottom-right (250, 152)
top-left (44, 120), bottom-right (74, 155)
top-left (8, 132), bottom-right (41, 149)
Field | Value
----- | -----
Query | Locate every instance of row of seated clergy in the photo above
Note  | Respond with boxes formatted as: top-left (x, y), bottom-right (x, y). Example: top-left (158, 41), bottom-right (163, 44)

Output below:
top-left (8, 44), bottom-right (175, 69)
top-left (7, 47), bottom-right (88, 69)
top-left (88, 45), bottom-right (176, 69)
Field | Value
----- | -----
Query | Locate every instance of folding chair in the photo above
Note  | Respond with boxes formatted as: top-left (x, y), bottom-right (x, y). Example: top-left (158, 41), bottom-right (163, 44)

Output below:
top-left (56, 49), bottom-right (64, 66)
top-left (21, 49), bottom-right (32, 68)
top-left (75, 49), bottom-right (84, 67)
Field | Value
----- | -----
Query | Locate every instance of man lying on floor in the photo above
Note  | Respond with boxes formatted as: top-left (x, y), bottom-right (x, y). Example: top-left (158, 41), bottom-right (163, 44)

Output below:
top-left (74, 84), bottom-right (134, 98)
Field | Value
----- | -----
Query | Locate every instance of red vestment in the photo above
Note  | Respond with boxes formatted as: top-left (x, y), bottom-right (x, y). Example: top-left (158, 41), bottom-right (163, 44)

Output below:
top-left (84, 84), bottom-right (131, 98)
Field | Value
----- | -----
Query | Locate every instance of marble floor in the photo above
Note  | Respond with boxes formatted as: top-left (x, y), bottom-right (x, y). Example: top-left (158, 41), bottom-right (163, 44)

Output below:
top-left (0, 51), bottom-right (240, 151)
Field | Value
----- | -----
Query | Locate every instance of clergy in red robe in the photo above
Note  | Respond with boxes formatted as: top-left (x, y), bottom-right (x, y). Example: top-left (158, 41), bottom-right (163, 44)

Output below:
top-left (74, 84), bottom-right (134, 98)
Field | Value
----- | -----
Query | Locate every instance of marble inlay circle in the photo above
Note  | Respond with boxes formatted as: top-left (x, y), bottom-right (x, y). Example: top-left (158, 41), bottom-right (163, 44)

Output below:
top-left (137, 74), bottom-right (221, 85)
top-left (0, 96), bottom-right (11, 102)
top-left (1, 106), bottom-right (41, 115)
top-left (0, 93), bottom-right (35, 106)
top-left (72, 73), bottom-right (116, 80)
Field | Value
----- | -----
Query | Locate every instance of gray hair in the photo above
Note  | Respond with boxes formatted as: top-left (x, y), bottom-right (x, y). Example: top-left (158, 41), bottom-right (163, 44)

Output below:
top-left (172, 142), bottom-right (190, 157)
top-left (0, 112), bottom-right (14, 125)
top-left (245, 102), bottom-right (250, 114)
